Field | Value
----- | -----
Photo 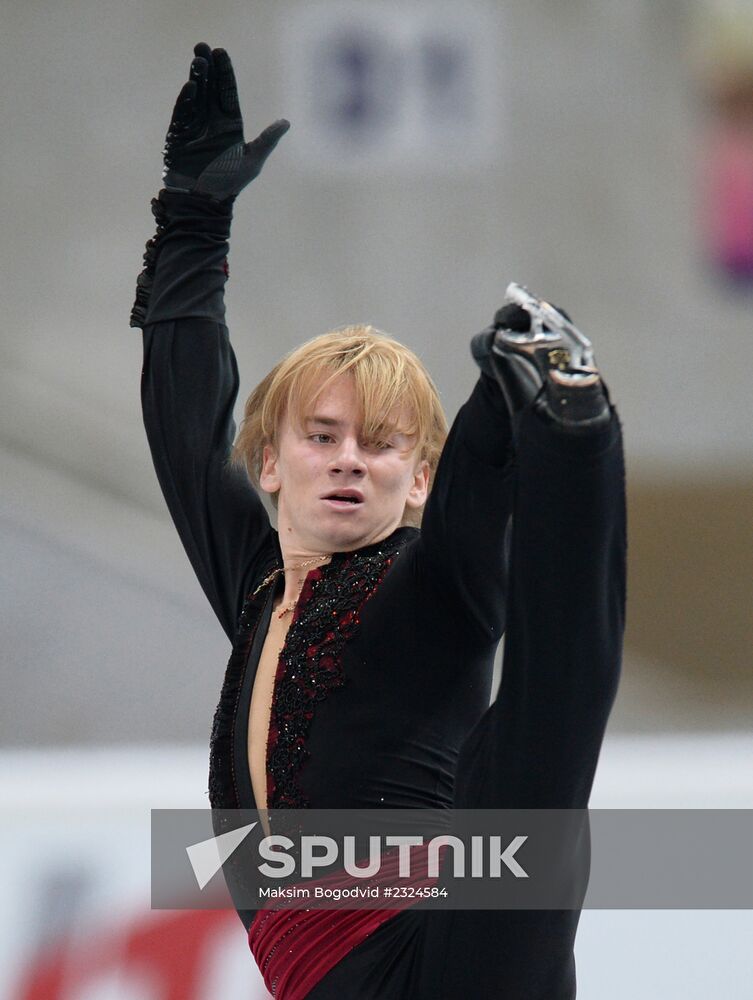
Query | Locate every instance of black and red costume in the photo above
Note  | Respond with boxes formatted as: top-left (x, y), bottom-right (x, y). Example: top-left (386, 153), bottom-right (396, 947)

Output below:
top-left (135, 190), bottom-right (626, 998)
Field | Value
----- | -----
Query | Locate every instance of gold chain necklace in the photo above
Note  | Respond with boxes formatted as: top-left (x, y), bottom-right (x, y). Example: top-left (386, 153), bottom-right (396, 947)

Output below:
top-left (252, 554), bottom-right (331, 617)
top-left (276, 600), bottom-right (300, 619)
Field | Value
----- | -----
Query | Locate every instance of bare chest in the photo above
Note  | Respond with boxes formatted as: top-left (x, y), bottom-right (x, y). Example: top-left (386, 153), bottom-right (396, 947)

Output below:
top-left (247, 608), bottom-right (291, 813)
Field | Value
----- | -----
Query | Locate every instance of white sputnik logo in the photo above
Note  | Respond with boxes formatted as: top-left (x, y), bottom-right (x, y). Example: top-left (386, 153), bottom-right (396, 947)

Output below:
top-left (186, 823), bottom-right (257, 889)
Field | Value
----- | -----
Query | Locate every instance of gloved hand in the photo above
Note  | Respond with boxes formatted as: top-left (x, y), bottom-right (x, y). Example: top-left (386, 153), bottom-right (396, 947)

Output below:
top-left (130, 44), bottom-right (289, 328)
top-left (162, 42), bottom-right (290, 202)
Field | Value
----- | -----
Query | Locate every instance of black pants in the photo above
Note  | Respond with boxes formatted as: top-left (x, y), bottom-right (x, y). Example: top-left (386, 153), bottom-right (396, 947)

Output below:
top-left (308, 406), bottom-right (626, 999)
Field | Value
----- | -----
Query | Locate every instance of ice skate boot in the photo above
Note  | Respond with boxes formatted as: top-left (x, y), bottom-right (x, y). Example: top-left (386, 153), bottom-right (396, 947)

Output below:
top-left (471, 283), bottom-right (611, 433)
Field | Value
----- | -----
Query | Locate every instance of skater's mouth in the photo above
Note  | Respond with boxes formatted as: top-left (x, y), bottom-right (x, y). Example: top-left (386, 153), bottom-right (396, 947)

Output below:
top-left (322, 490), bottom-right (364, 505)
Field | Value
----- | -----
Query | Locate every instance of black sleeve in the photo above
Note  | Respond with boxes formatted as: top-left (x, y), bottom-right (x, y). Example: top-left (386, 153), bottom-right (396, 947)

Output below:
top-left (417, 372), bottom-right (515, 645)
top-left (135, 191), bottom-right (275, 642)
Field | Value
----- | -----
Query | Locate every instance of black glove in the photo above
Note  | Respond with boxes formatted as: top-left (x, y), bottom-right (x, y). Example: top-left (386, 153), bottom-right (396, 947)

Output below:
top-left (162, 42), bottom-right (289, 203)
top-left (130, 44), bottom-right (289, 328)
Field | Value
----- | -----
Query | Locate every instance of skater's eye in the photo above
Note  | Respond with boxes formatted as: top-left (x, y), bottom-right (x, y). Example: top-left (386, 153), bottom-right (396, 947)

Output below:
top-left (309, 433), bottom-right (334, 444)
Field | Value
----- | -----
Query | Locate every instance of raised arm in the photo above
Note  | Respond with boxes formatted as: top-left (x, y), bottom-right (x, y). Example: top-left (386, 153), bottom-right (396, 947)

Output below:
top-left (131, 44), bottom-right (289, 641)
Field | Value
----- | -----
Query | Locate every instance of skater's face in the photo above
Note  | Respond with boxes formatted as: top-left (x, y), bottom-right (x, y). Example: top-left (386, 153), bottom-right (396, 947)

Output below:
top-left (259, 373), bottom-right (429, 553)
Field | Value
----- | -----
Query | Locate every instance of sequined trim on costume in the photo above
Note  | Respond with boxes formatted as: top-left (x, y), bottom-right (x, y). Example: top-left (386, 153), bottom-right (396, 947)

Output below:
top-left (129, 188), bottom-right (231, 329)
top-left (208, 561), bottom-right (277, 810)
top-left (266, 539), bottom-right (404, 809)
top-left (129, 194), bottom-right (169, 329)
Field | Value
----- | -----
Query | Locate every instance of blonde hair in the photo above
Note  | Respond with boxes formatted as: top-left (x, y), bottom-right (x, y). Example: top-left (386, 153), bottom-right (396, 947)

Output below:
top-left (231, 325), bottom-right (448, 526)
